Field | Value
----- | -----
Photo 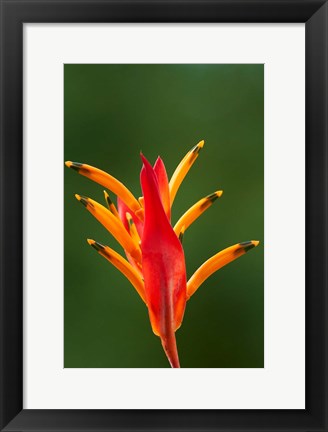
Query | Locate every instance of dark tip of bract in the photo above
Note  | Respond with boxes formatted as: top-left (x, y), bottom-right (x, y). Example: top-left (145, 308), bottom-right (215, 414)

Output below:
top-left (78, 196), bottom-right (88, 207)
top-left (207, 192), bottom-right (219, 203)
top-left (199, 192), bottom-right (219, 211)
top-left (91, 241), bottom-right (105, 252)
top-left (191, 140), bottom-right (204, 155)
top-left (239, 241), bottom-right (253, 246)
top-left (178, 231), bottom-right (184, 243)
top-left (192, 144), bottom-right (201, 154)
top-left (70, 162), bottom-right (83, 172)
top-left (239, 241), bottom-right (255, 253)
top-left (79, 195), bottom-right (90, 207)
top-left (106, 195), bottom-right (113, 206)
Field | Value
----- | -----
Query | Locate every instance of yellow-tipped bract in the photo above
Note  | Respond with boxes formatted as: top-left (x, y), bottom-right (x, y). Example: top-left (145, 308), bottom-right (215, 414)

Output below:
top-left (75, 194), bottom-right (142, 264)
top-left (169, 140), bottom-right (204, 206)
top-left (126, 212), bottom-right (141, 246)
top-left (66, 161), bottom-right (142, 218)
top-left (187, 240), bottom-right (260, 298)
top-left (104, 190), bottom-right (120, 218)
top-left (87, 239), bottom-right (146, 303)
top-left (174, 190), bottom-right (223, 236)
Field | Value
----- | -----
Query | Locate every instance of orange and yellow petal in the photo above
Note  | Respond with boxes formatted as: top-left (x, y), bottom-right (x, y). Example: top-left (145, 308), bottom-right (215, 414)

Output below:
top-left (75, 194), bottom-right (142, 265)
top-left (187, 241), bottom-right (259, 298)
top-left (87, 239), bottom-right (146, 303)
top-left (169, 140), bottom-right (204, 206)
top-left (66, 161), bottom-right (142, 219)
top-left (174, 190), bottom-right (223, 236)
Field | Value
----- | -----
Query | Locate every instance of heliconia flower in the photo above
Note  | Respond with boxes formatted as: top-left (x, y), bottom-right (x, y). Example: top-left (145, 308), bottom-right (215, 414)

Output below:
top-left (65, 141), bottom-right (259, 368)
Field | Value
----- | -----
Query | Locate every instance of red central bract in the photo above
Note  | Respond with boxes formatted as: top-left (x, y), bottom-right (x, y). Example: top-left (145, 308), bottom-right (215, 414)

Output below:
top-left (117, 155), bottom-right (187, 368)
top-left (140, 155), bottom-right (187, 368)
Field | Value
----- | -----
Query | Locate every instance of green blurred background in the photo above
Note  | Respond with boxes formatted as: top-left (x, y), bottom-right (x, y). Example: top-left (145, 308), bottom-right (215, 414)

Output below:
top-left (64, 64), bottom-right (264, 368)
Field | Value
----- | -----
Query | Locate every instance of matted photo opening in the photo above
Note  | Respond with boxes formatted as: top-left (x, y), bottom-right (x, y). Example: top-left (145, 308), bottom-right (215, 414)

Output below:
top-left (64, 64), bottom-right (264, 368)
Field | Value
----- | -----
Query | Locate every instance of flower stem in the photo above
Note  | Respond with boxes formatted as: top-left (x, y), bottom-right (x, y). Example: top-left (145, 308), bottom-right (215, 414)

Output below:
top-left (161, 332), bottom-right (180, 368)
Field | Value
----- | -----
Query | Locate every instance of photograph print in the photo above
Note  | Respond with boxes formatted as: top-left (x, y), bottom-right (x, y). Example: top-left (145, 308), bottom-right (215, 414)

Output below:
top-left (64, 64), bottom-right (264, 368)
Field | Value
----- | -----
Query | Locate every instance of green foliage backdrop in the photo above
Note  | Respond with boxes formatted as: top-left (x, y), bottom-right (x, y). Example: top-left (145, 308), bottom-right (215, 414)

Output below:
top-left (64, 64), bottom-right (264, 368)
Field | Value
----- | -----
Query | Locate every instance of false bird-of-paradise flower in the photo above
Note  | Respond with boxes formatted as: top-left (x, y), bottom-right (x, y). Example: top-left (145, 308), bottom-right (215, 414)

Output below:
top-left (65, 140), bottom-right (259, 368)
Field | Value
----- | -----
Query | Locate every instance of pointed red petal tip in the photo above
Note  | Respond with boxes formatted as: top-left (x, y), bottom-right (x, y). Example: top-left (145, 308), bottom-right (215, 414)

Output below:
top-left (153, 156), bottom-right (171, 220)
top-left (140, 154), bottom-right (187, 368)
top-left (140, 152), bottom-right (148, 167)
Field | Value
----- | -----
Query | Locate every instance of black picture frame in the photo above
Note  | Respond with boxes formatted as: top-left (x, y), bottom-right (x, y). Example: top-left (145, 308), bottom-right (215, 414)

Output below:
top-left (0, 1), bottom-right (327, 431)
